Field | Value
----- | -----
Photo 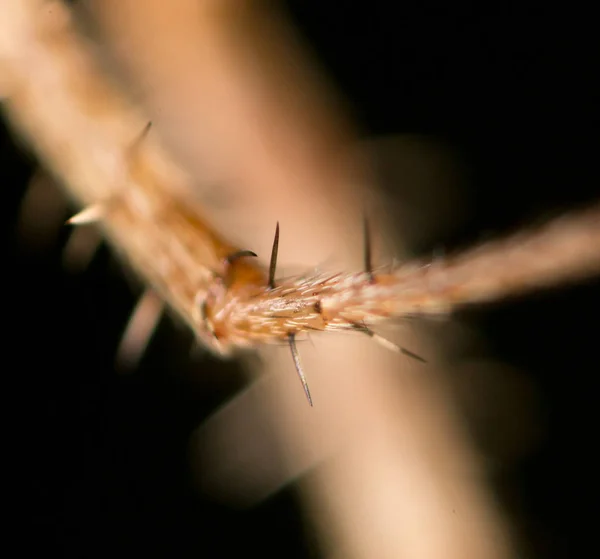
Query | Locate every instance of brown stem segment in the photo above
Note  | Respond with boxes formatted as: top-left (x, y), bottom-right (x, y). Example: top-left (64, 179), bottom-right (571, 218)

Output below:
top-left (204, 203), bottom-right (600, 348)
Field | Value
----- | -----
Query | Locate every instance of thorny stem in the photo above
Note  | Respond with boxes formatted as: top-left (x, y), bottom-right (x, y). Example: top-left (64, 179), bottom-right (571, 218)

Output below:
top-left (2, 2), bottom-right (599, 558)
top-left (2, 0), bottom-right (599, 353)
top-left (206, 203), bottom-right (600, 348)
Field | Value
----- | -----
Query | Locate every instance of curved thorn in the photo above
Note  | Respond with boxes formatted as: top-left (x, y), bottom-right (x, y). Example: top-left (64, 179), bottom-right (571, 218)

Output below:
top-left (288, 333), bottom-right (313, 406)
top-left (225, 250), bottom-right (258, 264)
top-left (268, 222), bottom-right (280, 289)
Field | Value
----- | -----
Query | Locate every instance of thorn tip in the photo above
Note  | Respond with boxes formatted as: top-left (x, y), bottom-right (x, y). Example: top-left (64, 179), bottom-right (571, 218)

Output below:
top-left (288, 333), bottom-right (313, 406)
top-left (268, 222), bottom-right (280, 290)
top-left (352, 323), bottom-right (426, 363)
top-left (66, 204), bottom-right (104, 225)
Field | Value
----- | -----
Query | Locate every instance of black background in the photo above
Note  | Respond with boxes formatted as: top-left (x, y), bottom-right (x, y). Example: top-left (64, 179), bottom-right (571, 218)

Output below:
top-left (4, 4), bottom-right (598, 558)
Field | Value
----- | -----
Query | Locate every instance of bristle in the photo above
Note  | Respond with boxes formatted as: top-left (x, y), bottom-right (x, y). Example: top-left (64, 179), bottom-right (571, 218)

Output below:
top-left (399, 346), bottom-right (427, 363)
top-left (115, 290), bottom-right (164, 371)
top-left (363, 214), bottom-right (375, 283)
top-left (288, 333), bottom-right (313, 406)
top-left (268, 222), bottom-right (280, 290)
top-left (352, 323), bottom-right (426, 363)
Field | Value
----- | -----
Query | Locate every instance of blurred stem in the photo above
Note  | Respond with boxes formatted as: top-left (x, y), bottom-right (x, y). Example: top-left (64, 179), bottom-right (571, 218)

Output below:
top-left (1, 1), bottom-right (516, 557)
top-left (84, 2), bottom-right (515, 557)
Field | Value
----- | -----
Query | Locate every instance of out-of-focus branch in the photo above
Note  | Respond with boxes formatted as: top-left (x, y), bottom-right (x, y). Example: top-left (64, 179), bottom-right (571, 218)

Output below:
top-left (0, 0), bottom-right (247, 336)
top-left (0, 1), bottom-right (540, 558)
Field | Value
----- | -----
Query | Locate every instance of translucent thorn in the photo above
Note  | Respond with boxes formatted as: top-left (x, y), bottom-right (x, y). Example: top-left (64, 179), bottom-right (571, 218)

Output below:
top-left (62, 226), bottom-right (102, 273)
top-left (116, 290), bottom-right (164, 371)
top-left (268, 222), bottom-right (280, 289)
top-left (66, 204), bottom-right (104, 225)
top-left (374, 333), bottom-right (427, 362)
top-left (288, 333), bottom-right (313, 406)
top-left (353, 323), bottom-right (427, 363)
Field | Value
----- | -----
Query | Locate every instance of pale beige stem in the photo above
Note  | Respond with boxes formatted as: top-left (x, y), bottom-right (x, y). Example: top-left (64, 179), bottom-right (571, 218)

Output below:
top-left (81, 2), bottom-right (516, 558)
top-left (0, 0), bottom-right (516, 557)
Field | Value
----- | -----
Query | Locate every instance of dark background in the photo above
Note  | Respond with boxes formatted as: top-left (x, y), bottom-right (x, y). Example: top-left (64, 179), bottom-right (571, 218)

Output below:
top-left (4, 4), bottom-right (598, 558)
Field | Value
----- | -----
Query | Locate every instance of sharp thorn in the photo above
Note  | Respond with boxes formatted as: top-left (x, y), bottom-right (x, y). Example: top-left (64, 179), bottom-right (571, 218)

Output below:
top-left (66, 204), bottom-right (104, 225)
top-left (288, 333), bottom-right (313, 406)
top-left (400, 347), bottom-right (428, 363)
top-left (352, 323), bottom-right (426, 363)
top-left (268, 222), bottom-right (280, 289)
top-left (363, 214), bottom-right (375, 283)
